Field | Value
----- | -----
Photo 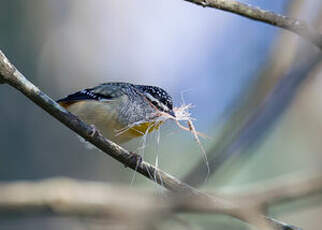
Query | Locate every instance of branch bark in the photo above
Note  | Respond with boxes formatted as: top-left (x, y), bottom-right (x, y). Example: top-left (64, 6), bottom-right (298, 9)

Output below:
top-left (182, 0), bottom-right (322, 49)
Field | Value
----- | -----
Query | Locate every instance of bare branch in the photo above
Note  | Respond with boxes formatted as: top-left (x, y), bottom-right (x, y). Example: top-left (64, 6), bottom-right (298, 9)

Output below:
top-left (0, 50), bottom-right (198, 195)
top-left (0, 49), bottom-right (297, 230)
top-left (0, 178), bottom-right (220, 216)
top-left (0, 52), bottom-right (15, 84)
top-left (1, 173), bottom-right (321, 229)
top-left (0, 178), bottom-right (264, 228)
top-left (0, 178), bottom-right (163, 217)
top-left (240, 171), bottom-right (322, 208)
top-left (182, 0), bottom-right (322, 49)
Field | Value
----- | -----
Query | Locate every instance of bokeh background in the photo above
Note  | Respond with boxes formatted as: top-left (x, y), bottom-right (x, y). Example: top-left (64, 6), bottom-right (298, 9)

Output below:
top-left (1, 0), bottom-right (322, 229)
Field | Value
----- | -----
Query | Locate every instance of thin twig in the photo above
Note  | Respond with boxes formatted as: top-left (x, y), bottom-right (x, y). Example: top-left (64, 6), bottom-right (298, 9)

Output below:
top-left (182, 0), bottom-right (322, 49)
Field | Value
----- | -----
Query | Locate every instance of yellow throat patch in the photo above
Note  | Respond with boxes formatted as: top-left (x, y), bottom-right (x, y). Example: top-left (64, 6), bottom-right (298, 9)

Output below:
top-left (127, 121), bottom-right (163, 137)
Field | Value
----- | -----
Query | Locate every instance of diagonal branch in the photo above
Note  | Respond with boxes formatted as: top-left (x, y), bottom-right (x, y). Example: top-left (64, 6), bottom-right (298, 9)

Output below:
top-left (0, 50), bottom-right (297, 230)
top-left (182, 0), bottom-right (322, 49)
top-left (0, 50), bottom-right (198, 195)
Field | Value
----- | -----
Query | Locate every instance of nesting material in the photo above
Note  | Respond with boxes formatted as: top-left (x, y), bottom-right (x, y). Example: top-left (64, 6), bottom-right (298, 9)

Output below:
top-left (124, 103), bottom-right (210, 182)
top-left (79, 102), bottom-right (210, 182)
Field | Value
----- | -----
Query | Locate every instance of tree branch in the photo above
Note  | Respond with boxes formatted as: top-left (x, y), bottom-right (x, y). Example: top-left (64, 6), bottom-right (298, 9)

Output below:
top-left (181, 0), bottom-right (304, 186)
top-left (1, 173), bottom-right (321, 230)
top-left (0, 50), bottom-right (297, 230)
top-left (0, 50), bottom-right (198, 194)
top-left (0, 178), bottom-right (235, 217)
top-left (182, 0), bottom-right (322, 49)
top-left (241, 172), bottom-right (322, 209)
top-left (0, 49), bottom-right (257, 226)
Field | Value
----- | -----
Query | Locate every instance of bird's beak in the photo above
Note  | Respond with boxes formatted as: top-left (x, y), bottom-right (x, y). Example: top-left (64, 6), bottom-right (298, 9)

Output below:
top-left (168, 110), bottom-right (176, 118)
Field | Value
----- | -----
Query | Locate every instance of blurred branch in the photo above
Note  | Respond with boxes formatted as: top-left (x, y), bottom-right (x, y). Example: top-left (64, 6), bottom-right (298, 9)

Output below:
top-left (238, 171), bottom-right (322, 209)
top-left (182, 0), bottom-right (305, 187)
top-left (0, 177), bottom-right (270, 229)
top-left (248, 0), bottom-right (303, 102)
top-left (184, 52), bottom-right (322, 186)
top-left (182, 0), bottom-right (318, 189)
top-left (2, 172), bottom-right (322, 229)
top-left (313, 2), bottom-right (322, 31)
top-left (0, 178), bottom-right (234, 217)
top-left (182, 0), bottom-right (322, 49)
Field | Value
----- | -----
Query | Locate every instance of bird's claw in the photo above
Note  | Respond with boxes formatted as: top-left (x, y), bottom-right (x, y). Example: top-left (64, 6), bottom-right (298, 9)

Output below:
top-left (89, 124), bottom-right (100, 137)
top-left (124, 152), bottom-right (142, 168)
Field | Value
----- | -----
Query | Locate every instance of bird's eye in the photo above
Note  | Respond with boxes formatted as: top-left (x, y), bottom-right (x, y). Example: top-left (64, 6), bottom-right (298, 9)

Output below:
top-left (167, 101), bottom-right (173, 110)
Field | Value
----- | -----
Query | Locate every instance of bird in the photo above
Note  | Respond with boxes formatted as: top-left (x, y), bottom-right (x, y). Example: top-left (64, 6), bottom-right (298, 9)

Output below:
top-left (57, 82), bottom-right (175, 144)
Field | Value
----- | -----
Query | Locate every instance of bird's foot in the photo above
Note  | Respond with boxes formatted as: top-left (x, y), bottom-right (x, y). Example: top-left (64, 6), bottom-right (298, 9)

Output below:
top-left (89, 124), bottom-right (100, 138)
top-left (124, 152), bottom-right (143, 168)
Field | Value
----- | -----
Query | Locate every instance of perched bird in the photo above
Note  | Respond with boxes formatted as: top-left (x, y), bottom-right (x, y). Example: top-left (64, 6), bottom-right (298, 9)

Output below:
top-left (57, 82), bottom-right (175, 144)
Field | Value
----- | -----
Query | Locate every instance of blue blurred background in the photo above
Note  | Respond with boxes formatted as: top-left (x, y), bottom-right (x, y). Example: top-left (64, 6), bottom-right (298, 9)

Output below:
top-left (1, 0), bottom-right (322, 229)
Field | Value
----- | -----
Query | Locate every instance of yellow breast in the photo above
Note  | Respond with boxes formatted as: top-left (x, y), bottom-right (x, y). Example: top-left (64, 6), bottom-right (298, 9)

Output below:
top-left (127, 121), bottom-right (163, 137)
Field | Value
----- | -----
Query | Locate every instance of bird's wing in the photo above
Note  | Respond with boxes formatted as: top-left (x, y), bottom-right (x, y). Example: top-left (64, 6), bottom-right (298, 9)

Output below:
top-left (57, 83), bottom-right (126, 107)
